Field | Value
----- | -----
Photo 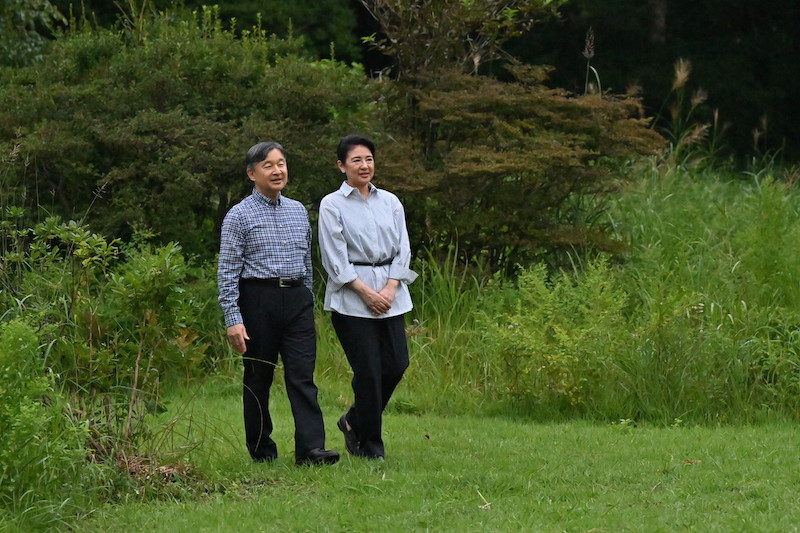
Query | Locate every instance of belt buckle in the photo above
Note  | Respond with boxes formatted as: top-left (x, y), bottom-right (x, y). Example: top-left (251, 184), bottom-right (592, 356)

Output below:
top-left (278, 278), bottom-right (292, 288)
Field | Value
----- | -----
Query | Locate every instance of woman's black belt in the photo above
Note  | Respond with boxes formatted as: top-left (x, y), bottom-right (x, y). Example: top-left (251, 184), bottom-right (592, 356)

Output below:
top-left (352, 258), bottom-right (394, 267)
top-left (240, 277), bottom-right (303, 287)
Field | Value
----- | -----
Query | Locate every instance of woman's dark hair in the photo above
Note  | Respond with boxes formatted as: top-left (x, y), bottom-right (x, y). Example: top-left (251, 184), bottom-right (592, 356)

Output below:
top-left (337, 134), bottom-right (376, 162)
top-left (246, 141), bottom-right (286, 170)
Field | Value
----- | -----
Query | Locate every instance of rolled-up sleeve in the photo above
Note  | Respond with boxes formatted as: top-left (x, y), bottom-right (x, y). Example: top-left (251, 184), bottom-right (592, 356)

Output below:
top-left (388, 200), bottom-right (418, 284)
top-left (318, 198), bottom-right (358, 291)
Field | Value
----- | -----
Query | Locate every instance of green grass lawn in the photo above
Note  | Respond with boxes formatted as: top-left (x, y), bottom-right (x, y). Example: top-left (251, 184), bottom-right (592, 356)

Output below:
top-left (73, 374), bottom-right (800, 533)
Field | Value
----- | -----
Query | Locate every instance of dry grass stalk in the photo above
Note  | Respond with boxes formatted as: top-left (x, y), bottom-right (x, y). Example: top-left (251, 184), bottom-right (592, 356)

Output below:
top-left (690, 88), bottom-right (708, 110)
top-left (582, 27), bottom-right (595, 60)
top-left (677, 123), bottom-right (709, 148)
top-left (672, 58), bottom-right (691, 90)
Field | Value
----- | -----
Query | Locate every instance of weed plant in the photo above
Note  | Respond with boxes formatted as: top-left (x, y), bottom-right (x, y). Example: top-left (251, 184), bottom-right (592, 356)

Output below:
top-left (471, 161), bottom-right (800, 424)
top-left (612, 164), bottom-right (800, 421)
top-left (477, 257), bottom-right (630, 419)
top-left (653, 58), bottom-right (728, 169)
top-left (0, 210), bottom-right (230, 529)
top-left (0, 319), bottom-right (109, 532)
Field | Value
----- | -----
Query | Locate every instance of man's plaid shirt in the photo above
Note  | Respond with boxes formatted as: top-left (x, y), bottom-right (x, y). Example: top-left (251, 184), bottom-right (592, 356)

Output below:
top-left (217, 189), bottom-right (313, 327)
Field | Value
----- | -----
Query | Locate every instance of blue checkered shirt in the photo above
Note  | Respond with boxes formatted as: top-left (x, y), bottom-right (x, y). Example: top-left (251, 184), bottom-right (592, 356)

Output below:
top-left (218, 189), bottom-right (313, 328)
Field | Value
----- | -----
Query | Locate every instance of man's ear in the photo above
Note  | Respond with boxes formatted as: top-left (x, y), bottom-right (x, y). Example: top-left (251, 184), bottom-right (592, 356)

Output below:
top-left (246, 168), bottom-right (255, 182)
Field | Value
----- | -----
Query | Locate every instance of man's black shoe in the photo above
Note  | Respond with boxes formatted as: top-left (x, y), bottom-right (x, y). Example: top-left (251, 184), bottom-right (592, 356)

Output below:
top-left (252, 454), bottom-right (277, 464)
top-left (295, 448), bottom-right (340, 466)
top-left (337, 414), bottom-right (360, 455)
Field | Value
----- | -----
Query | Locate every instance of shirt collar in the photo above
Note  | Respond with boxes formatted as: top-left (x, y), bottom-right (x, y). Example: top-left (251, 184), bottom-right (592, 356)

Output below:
top-left (338, 181), bottom-right (376, 197)
top-left (252, 188), bottom-right (281, 206)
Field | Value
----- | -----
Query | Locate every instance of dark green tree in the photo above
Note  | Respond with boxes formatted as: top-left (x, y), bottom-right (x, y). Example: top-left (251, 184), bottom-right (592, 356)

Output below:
top-left (358, 0), bottom-right (665, 267)
top-left (0, 0), bottom-right (65, 65)
top-left (0, 9), bottom-right (380, 258)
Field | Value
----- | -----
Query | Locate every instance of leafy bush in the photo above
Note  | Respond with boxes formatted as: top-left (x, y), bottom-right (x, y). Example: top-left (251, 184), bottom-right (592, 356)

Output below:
top-left (394, 68), bottom-right (665, 267)
top-left (0, 209), bottom-right (227, 459)
top-left (479, 257), bottom-right (629, 416)
top-left (0, 8), bottom-right (380, 259)
top-left (0, 319), bottom-right (93, 529)
top-left (0, 0), bottom-right (64, 66)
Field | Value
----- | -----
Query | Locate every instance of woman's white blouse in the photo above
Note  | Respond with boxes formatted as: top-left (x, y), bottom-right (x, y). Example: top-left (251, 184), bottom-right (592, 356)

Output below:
top-left (318, 181), bottom-right (418, 318)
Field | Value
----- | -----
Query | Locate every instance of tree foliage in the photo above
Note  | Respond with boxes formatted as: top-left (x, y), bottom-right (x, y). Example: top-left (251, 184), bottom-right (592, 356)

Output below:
top-left (380, 68), bottom-right (664, 264)
top-left (49, 0), bottom-right (362, 62)
top-left (359, 0), bottom-right (566, 79)
top-left (359, 0), bottom-right (665, 266)
top-left (2, 2), bottom-right (667, 266)
top-left (0, 0), bottom-right (65, 66)
top-left (0, 8), bottom-right (380, 257)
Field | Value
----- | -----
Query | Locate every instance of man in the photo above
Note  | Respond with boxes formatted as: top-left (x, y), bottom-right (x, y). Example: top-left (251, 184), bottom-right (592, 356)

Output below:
top-left (218, 141), bottom-right (339, 466)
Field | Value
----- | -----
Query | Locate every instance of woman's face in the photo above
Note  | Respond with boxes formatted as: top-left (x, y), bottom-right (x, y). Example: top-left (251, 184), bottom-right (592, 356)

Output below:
top-left (338, 144), bottom-right (374, 190)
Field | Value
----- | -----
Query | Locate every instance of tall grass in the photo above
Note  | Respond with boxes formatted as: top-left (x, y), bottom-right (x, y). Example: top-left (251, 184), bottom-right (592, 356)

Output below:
top-left (315, 167), bottom-right (800, 424)
top-left (402, 248), bottom-right (500, 414)
top-left (608, 163), bottom-right (800, 422)
top-left (314, 246), bottom-right (497, 416)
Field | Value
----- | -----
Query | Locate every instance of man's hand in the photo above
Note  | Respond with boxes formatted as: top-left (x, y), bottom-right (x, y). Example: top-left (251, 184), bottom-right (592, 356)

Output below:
top-left (227, 323), bottom-right (250, 354)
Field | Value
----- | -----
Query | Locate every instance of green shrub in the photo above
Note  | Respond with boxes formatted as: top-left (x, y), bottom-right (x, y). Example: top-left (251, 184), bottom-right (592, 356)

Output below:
top-left (0, 211), bottom-right (228, 462)
top-left (479, 256), bottom-right (629, 417)
top-left (0, 319), bottom-right (94, 530)
top-left (0, 9), bottom-right (381, 259)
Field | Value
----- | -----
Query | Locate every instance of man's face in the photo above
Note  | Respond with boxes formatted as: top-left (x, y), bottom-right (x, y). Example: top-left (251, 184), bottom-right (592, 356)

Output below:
top-left (247, 148), bottom-right (287, 199)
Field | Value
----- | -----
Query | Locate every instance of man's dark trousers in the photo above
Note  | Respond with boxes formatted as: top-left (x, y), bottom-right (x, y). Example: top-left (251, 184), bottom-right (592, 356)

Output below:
top-left (239, 280), bottom-right (325, 461)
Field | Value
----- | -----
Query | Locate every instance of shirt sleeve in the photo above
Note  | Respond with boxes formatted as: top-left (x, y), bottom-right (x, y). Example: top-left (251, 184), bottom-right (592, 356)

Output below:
top-left (304, 213), bottom-right (314, 296)
top-left (388, 197), bottom-right (418, 284)
top-left (218, 209), bottom-right (245, 328)
top-left (318, 197), bottom-right (359, 291)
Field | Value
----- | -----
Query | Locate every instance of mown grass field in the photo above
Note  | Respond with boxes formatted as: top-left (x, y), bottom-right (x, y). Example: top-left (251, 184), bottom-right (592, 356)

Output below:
top-left (72, 375), bottom-right (800, 533)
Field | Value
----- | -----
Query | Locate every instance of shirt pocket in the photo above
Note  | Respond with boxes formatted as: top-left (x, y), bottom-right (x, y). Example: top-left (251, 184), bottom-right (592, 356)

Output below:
top-left (284, 224), bottom-right (310, 268)
top-left (287, 224), bottom-right (309, 251)
top-left (244, 223), bottom-right (279, 255)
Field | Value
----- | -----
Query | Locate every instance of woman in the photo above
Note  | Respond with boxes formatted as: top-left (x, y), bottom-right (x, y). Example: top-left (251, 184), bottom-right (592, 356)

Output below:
top-left (318, 134), bottom-right (418, 460)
